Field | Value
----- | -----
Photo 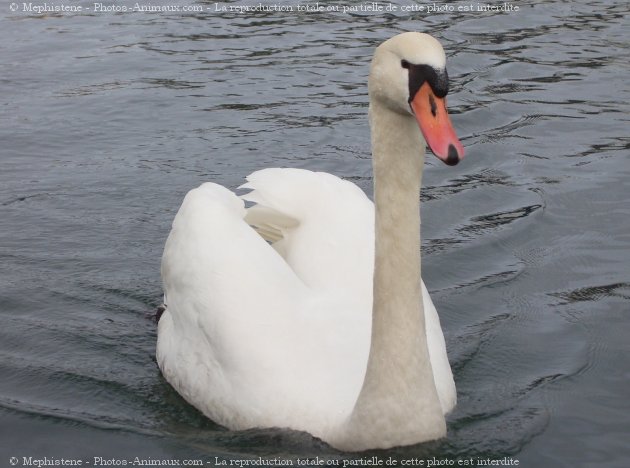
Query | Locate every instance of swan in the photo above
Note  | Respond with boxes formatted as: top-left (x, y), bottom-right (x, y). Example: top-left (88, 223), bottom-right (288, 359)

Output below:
top-left (157, 32), bottom-right (465, 451)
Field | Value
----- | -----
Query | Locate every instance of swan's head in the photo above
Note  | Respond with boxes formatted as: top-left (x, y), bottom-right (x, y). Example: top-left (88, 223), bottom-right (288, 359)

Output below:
top-left (369, 32), bottom-right (464, 165)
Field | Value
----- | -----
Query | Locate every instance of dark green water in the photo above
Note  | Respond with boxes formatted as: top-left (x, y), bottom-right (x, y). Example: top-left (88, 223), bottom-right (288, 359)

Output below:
top-left (1, 1), bottom-right (629, 467)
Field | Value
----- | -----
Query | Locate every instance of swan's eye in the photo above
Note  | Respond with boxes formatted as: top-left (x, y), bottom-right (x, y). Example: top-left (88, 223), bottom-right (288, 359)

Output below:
top-left (401, 59), bottom-right (410, 69)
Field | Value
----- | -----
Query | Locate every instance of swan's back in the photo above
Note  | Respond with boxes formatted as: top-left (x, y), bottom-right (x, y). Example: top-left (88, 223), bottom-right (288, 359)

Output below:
top-left (157, 174), bottom-right (373, 439)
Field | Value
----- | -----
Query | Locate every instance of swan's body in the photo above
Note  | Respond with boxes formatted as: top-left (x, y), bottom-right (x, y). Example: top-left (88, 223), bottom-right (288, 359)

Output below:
top-left (157, 32), bottom-right (464, 451)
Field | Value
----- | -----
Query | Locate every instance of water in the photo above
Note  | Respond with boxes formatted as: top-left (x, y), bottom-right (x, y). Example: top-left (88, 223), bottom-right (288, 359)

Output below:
top-left (1, 1), bottom-right (629, 466)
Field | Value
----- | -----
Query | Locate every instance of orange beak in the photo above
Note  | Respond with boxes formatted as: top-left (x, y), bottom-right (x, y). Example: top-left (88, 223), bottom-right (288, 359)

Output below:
top-left (410, 82), bottom-right (464, 166)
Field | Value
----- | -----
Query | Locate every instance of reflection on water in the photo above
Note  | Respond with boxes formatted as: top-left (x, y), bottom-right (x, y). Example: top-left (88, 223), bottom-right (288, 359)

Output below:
top-left (1, 1), bottom-right (629, 467)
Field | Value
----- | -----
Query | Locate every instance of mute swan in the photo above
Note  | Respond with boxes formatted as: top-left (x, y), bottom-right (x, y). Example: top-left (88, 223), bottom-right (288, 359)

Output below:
top-left (157, 32), bottom-right (464, 451)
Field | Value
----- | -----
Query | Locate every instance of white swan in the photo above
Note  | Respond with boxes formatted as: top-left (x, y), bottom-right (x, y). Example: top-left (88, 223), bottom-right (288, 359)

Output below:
top-left (157, 32), bottom-right (465, 451)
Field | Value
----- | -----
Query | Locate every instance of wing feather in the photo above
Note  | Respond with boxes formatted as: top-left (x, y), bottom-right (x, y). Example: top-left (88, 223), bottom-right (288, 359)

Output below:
top-left (240, 168), bottom-right (374, 295)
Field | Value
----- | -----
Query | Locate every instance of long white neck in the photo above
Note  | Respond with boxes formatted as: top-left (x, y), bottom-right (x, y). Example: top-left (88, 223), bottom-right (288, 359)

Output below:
top-left (339, 101), bottom-right (446, 451)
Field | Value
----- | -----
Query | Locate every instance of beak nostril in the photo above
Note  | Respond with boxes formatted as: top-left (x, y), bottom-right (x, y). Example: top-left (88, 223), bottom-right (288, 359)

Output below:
top-left (429, 94), bottom-right (437, 117)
